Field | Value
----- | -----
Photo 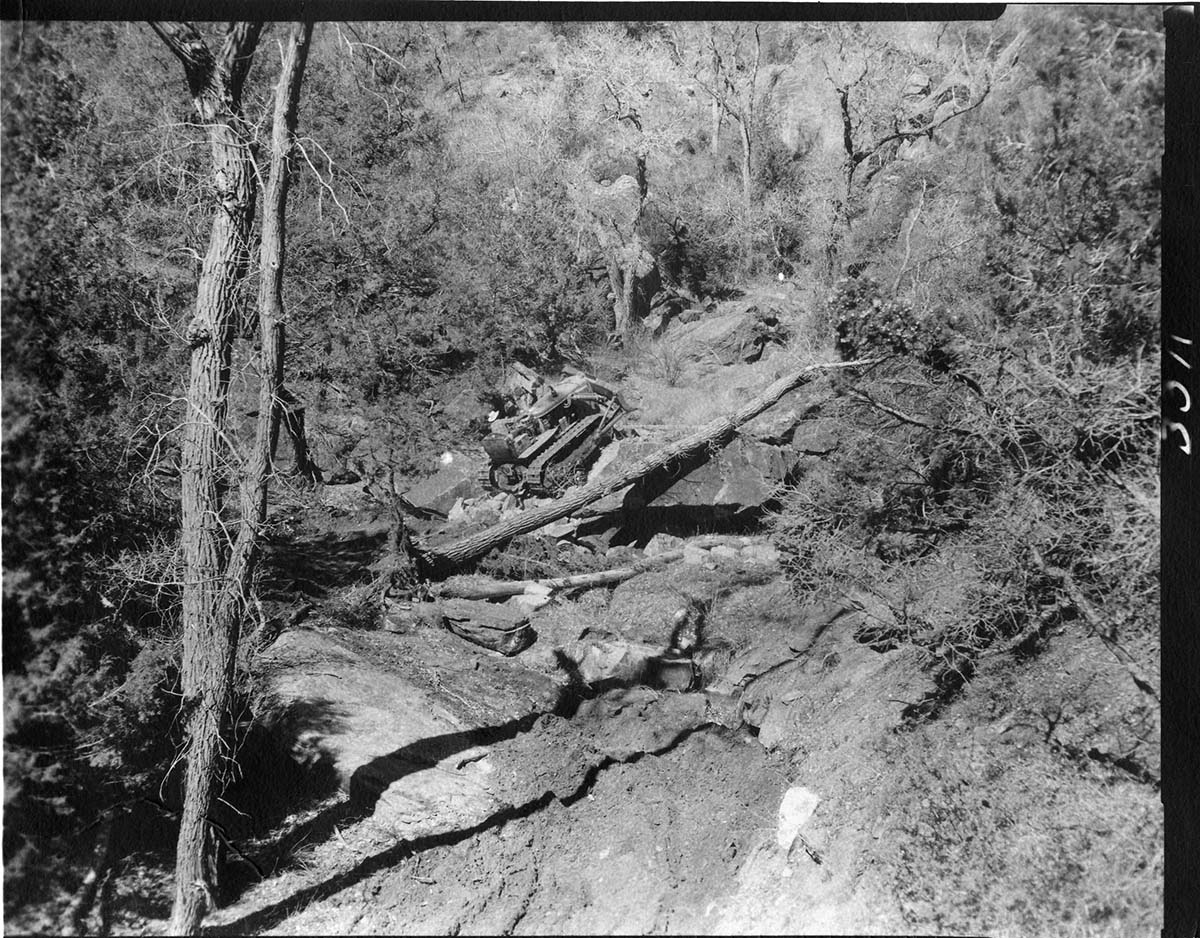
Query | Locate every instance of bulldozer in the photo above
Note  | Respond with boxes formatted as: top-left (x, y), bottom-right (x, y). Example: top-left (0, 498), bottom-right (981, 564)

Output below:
top-left (481, 364), bottom-right (627, 498)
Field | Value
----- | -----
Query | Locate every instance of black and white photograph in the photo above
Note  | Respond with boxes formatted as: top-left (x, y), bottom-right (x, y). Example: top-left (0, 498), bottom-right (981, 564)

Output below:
top-left (2, 7), bottom-right (1169, 936)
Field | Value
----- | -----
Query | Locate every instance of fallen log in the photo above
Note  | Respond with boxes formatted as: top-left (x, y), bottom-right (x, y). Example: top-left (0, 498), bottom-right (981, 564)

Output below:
top-left (418, 358), bottom-right (879, 574)
top-left (434, 534), bottom-right (749, 600)
top-left (436, 550), bottom-right (687, 600)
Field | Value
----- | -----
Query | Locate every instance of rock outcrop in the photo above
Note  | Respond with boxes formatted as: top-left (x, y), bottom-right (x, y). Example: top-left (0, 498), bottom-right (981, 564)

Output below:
top-left (580, 435), bottom-right (804, 519)
top-left (252, 622), bottom-right (714, 841)
top-left (252, 558), bottom-right (939, 870)
top-left (669, 305), bottom-right (788, 366)
top-left (401, 450), bottom-right (482, 516)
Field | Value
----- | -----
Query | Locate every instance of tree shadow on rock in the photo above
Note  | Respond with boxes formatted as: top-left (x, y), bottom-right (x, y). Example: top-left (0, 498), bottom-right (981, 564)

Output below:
top-left (215, 697), bottom-right (350, 901)
top-left (205, 704), bottom-right (568, 936)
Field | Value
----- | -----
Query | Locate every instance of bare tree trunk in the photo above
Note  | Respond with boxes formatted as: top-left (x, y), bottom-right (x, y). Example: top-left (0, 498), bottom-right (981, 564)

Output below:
top-left (710, 96), bottom-right (722, 152)
top-left (439, 560), bottom-right (681, 599)
top-left (151, 22), bottom-right (263, 936)
top-left (420, 358), bottom-right (880, 573)
top-left (255, 26), bottom-right (319, 485)
top-left (621, 259), bottom-right (637, 336)
top-left (154, 21), bottom-right (311, 935)
top-left (738, 118), bottom-right (753, 210)
top-left (232, 21), bottom-right (315, 576)
top-left (268, 385), bottom-right (319, 480)
top-left (607, 255), bottom-right (629, 335)
top-left (435, 536), bottom-right (749, 599)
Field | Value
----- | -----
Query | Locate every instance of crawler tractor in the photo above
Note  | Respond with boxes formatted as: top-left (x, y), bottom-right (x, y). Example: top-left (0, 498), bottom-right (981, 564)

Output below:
top-left (481, 367), bottom-right (627, 498)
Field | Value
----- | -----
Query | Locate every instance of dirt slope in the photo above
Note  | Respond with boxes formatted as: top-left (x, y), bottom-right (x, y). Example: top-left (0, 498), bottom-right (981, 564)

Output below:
top-left (190, 534), bottom-right (1160, 937)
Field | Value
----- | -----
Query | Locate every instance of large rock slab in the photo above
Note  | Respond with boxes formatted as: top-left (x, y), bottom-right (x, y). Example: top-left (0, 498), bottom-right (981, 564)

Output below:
top-left (721, 600), bottom-right (938, 755)
top-left (253, 623), bottom-right (715, 842)
top-left (669, 306), bottom-right (787, 365)
top-left (370, 687), bottom-right (709, 840)
top-left (253, 625), bottom-right (566, 837)
top-left (400, 450), bottom-right (482, 515)
top-left (581, 436), bottom-right (800, 516)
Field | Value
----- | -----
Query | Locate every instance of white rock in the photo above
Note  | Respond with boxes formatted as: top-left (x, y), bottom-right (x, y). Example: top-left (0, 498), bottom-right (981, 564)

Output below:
top-left (644, 533), bottom-right (684, 557)
top-left (509, 593), bottom-right (552, 612)
top-left (742, 544), bottom-right (781, 566)
top-left (711, 545), bottom-right (739, 561)
top-left (776, 785), bottom-right (821, 849)
top-left (540, 519), bottom-right (581, 538)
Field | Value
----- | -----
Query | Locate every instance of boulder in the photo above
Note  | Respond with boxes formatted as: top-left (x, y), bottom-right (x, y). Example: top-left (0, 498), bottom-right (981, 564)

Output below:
top-left (776, 786), bottom-right (822, 850)
top-left (582, 436), bottom-right (800, 516)
top-left (721, 600), bottom-right (938, 754)
top-left (254, 625), bottom-right (566, 839)
top-left (790, 419), bottom-right (839, 455)
top-left (253, 624), bottom-right (713, 842)
top-left (440, 597), bottom-right (535, 656)
top-left (669, 306), bottom-right (787, 365)
top-left (401, 450), bottom-right (482, 515)
top-left (650, 437), bottom-right (791, 510)
top-left (743, 406), bottom-right (837, 452)
top-left (643, 533), bottom-right (685, 556)
top-left (744, 407), bottom-right (803, 445)
top-left (740, 542), bottom-right (782, 566)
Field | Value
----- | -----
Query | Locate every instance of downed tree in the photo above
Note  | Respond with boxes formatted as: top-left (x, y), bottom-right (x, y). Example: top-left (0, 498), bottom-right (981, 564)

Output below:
top-left (434, 535), bottom-right (750, 600)
top-left (418, 358), bottom-right (879, 574)
top-left (437, 551), bottom-right (687, 600)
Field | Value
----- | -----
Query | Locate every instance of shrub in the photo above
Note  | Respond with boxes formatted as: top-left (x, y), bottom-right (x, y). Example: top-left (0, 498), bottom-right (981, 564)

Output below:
top-left (829, 276), bottom-right (959, 371)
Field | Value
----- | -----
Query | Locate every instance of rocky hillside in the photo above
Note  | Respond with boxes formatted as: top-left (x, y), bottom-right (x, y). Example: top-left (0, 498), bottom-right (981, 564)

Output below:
top-left (2, 10), bottom-right (1162, 937)
top-left (61, 283), bottom-right (1152, 937)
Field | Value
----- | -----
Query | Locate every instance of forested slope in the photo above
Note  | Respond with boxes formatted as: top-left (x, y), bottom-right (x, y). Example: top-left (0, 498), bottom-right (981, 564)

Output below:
top-left (2, 10), bottom-right (1161, 935)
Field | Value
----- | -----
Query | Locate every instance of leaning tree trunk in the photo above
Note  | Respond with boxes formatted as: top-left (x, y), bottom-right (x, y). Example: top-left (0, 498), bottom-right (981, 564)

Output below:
top-left (231, 20), bottom-right (315, 570)
top-left (150, 21), bottom-right (264, 936)
top-left (621, 258), bottom-right (638, 334)
top-left (606, 255), bottom-right (629, 335)
top-left (420, 358), bottom-right (880, 574)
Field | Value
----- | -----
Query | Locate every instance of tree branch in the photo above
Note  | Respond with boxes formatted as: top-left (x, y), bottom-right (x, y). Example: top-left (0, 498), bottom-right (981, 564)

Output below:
top-left (893, 179), bottom-right (927, 294)
top-left (220, 21), bottom-right (265, 100)
top-left (865, 80), bottom-right (993, 162)
top-left (149, 21), bottom-right (214, 99)
top-left (1028, 546), bottom-right (1159, 701)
